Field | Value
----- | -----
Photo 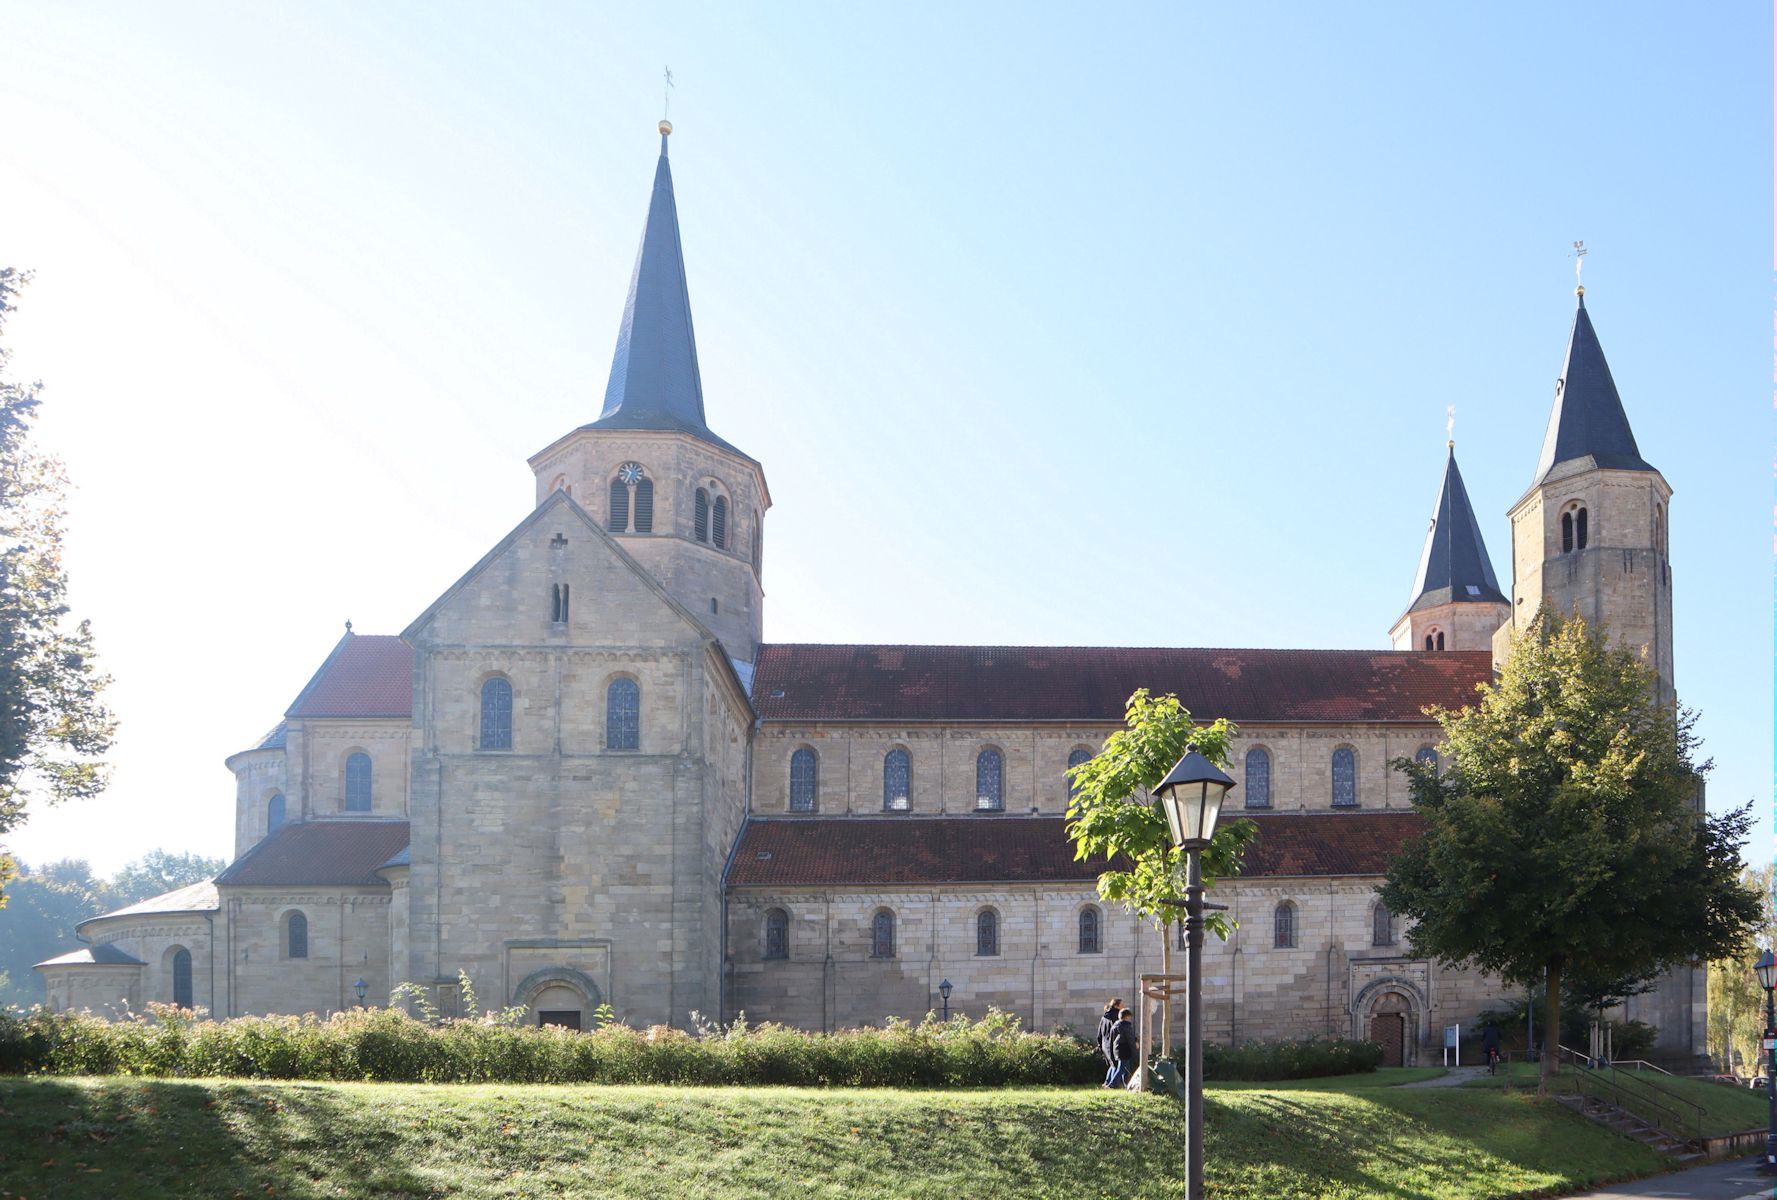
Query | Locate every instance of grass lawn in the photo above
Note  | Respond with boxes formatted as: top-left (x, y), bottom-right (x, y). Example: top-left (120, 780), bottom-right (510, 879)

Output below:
top-left (1211, 1066), bottom-right (1447, 1091)
top-left (0, 1075), bottom-right (1669, 1200)
top-left (1464, 1063), bottom-right (1768, 1137)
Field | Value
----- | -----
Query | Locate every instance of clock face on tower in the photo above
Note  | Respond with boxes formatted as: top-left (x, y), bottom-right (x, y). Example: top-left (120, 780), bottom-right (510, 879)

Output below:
top-left (617, 462), bottom-right (645, 485)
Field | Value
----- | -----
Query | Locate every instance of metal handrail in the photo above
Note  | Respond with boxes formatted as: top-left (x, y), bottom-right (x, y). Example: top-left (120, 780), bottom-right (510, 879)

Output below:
top-left (1610, 1058), bottom-right (1673, 1075)
top-left (1555, 1043), bottom-right (1701, 1142)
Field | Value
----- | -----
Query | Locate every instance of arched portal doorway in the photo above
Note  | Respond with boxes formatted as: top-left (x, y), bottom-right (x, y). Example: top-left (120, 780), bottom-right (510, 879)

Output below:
top-left (512, 967), bottom-right (603, 1032)
top-left (1368, 991), bottom-right (1411, 1067)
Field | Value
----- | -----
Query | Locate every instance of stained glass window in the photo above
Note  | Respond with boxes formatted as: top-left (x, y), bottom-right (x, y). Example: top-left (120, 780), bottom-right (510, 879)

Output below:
top-left (1244, 748), bottom-right (1271, 808)
top-left (172, 948), bottom-right (193, 1008)
top-left (883, 749), bottom-right (910, 811)
top-left (1415, 746), bottom-right (1439, 773)
top-left (1078, 907), bottom-right (1100, 954)
top-left (345, 753), bottom-right (372, 812)
top-left (1373, 904), bottom-right (1394, 946)
top-left (1331, 747), bottom-right (1356, 807)
top-left (607, 678), bottom-right (640, 751)
top-left (789, 748), bottom-right (818, 812)
top-left (287, 912), bottom-right (308, 959)
top-left (480, 678), bottom-right (513, 750)
top-left (871, 910), bottom-right (895, 958)
top-left (1274, 902), bottom-right (1296, 948)
top-left (1067, 748), bottom-right (1092, 801)
top-left (976, 909), bottom-right (999, 956)
top-left (975, 749), bottom-right (1003, 811)
top-left (764, 909), bottom-right (789, 960)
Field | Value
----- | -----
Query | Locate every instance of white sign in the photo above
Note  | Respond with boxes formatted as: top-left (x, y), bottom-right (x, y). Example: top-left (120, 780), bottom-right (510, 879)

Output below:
top-left (1444, 1024), bottom-right (1460, 1049)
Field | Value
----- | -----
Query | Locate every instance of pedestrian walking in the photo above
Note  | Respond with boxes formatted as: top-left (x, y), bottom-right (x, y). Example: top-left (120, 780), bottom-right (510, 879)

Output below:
top-left (1108, 1007), bottom-right (1139, 1090)
top-left (1097, 997), bottom-right (1124, 1087)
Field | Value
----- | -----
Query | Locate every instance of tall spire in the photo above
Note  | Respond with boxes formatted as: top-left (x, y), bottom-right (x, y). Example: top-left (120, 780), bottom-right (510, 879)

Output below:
top-left (591, 122), bottom-right (744, 456)
top-left (1529, 289), bottom-right (1654, 487)
top-left (1403, 446), bottom-right (1507, 615)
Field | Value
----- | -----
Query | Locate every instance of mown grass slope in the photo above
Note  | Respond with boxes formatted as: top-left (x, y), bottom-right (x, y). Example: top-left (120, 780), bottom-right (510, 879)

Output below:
top-left (0, 1076), bottom-right (1666, 1200)
top-left (1465, 1063), bottom-right (1769, 1137)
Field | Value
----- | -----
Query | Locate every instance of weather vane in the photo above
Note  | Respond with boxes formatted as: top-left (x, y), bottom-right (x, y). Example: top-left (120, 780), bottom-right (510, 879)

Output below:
top-left (663, 66), bottom-right (674, 120)
top-left (1446, 404), bottom-right (1456, 450)
top-left (1572, 240), bottom-right (1587, 289)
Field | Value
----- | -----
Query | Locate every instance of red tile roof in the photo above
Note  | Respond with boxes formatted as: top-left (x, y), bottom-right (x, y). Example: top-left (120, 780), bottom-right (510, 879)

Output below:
top-left (215, 820), bottom-right (411, 887)
top-left (726, 812), bottom-right (1424, 887)
top-left (749, 646), bottom-right (1490, 724)
top-left (286, 634), bottom-right (413, 719)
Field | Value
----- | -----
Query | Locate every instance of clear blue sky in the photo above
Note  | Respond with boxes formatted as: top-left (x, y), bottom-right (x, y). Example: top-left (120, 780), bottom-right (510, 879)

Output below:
top-left (0, 2), bottom-right (1770, 873)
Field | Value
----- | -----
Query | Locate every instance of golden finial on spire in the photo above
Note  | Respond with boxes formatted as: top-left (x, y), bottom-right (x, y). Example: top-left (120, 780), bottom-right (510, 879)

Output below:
top-left (659, 119), bottom-right (672, 136)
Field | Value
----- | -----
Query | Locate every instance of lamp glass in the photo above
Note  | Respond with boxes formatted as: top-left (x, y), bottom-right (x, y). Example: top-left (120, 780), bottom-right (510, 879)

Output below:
top-left (1756, 950), bottom-right (1776, 992)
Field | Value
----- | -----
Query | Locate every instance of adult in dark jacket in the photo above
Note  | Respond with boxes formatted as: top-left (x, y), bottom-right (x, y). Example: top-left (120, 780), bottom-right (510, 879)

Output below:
top-left (1108, 1009), bottom-right (1139, 1089)
top-left (1097, 998), bottom-right (1124, 1087)
top-left (1480, 1021), bottom-right (1503, 1073)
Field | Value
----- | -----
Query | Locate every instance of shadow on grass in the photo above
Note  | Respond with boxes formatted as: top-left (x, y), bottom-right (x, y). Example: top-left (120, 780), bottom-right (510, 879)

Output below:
top-left (0, 1078), bottom-right (438, 1200)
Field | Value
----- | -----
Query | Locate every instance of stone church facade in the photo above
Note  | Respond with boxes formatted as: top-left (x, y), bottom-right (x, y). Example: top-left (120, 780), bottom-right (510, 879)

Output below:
top-left (38, 123), bottom-right (1698, 1065)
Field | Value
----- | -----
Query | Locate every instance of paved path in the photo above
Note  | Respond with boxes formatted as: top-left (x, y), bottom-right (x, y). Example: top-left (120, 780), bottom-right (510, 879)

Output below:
top-left (1564, 1157), bottom-right (1775, 1199)
top-left (1400, 1065), bottom-right (1489, 1087)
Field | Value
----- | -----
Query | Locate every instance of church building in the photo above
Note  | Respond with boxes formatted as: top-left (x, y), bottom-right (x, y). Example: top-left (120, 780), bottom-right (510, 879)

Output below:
top-left (37, 123), bottom-right (1696, 1066)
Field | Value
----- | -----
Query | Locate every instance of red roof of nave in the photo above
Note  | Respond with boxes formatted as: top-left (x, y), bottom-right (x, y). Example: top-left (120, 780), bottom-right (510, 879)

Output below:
top-left (216, 820), bottom-right (411, 887)
top-left (749, 645), bottom-right (1491, 724)
top-left (285, 634), bottom-right (414, 719)
top-left (727, 811), bottom-right (1425, 887)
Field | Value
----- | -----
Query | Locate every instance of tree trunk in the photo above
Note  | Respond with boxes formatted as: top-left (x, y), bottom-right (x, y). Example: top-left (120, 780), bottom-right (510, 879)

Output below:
top-left (1540, 961), bottom-right (1562, 1096)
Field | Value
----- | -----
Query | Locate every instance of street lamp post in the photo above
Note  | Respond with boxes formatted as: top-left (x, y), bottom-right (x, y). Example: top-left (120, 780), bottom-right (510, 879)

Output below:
top-left (1153, 744), bottom-right (1235, 1200)
top-left (1755, 950), bottom-right (1776, 1171)
top-left (939, 978), bottom-right (953, 1021)
top-left (353, 977), bottom-right (369, 1008)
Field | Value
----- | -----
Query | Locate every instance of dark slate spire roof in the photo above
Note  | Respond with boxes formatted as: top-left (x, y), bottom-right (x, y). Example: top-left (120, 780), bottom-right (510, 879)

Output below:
top-left (586, 126), bottom-right (747, 459)
top-left (1530, 292), bottom-right (1655, 487)
top-left (1404, 447), bottom-right (1507, 615)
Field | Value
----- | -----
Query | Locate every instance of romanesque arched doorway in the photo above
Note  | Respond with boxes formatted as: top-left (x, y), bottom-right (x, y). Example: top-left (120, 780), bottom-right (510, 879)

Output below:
top-left (512, 967), bottom-right (602, 1031)
top-left (1368, 991), bottom-right (1411, 1067)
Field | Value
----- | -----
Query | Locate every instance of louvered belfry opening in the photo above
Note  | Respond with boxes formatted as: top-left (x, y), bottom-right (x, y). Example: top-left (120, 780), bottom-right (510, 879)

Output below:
top-left (712, 495), bottom-right (728, 548)
top-left (694, 487), bottom-right (709, 542)
top-left (633, 477), bottom-right (653, 532)
top-left (608, 477), bottom-right (629, 532)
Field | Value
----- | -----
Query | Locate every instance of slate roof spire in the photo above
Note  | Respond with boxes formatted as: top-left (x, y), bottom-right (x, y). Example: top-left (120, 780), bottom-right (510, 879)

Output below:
top-left (1529, 288), bottom-right (1655, 487)
top-left (590, 121), bottom-right (745, 457)
top-left (1403, 444), bottom-right (1507, 615)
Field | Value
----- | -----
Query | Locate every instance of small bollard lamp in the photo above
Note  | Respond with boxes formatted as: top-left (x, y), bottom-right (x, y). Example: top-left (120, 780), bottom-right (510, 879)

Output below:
top-left (1153, 745), bottom-right (1235, 1200)
top-left (1756, 949), bottom-right (1776, 1171)
top-left (939, 978), bottom-right (953, 1021)
top-left (353, 977), bottom-right (369, 1007)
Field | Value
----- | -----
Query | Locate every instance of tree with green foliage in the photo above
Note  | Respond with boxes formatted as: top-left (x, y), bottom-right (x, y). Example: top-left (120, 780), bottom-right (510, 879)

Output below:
top-left (1380, 609), bottom-right (1761, 1093)
top-left (1065, 690), bottom-right (1257, 1051)
top-left (0, 269), bottom-right (115, 904)
top-left (1705, 864), bottom-right (1775, 1075)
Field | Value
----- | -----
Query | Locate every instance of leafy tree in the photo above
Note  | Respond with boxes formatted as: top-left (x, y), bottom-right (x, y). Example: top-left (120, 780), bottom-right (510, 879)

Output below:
top-left (109, 849), bottom-right (225, 906)
top-left (1066, 690), bottom-right (1257, 1051)
top-left (0, 269), bottom-right (115, 903)
top-left (1380, 609), bottom-right (1762, 1093)
top-left (1706, 864), bottom-right (1775, 1074)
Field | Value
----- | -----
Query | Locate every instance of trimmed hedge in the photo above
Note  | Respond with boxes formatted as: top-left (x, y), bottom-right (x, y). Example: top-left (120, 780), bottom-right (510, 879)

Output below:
top-left (1193, 1037), bottom-right (1384, 1081)
top-left (0, 1005), bottom-right (1100, 1088)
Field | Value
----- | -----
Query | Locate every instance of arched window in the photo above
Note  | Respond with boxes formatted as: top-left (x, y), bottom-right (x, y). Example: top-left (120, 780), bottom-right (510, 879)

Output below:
top-left (633, 477), bottom-right (653, 533)
top-left (1414, 745), bottom-right (1439, 773)
top-left (871, 909), bottom-right (895, 958)
top-left (883, 749), bottom-right (911, 811)
top-left (606, 677), bottom-right (640, 751)
top-left (1561, 510), bottom-right (1574, 553)
top-left (286, 912), bottom-right (308, 960)
top-left (1435, 631), bottom-right (1445, 651)
top-left (172, 947), bottom-right (193, 1008)
top-left (344, 753), bottom-right (372, 812)
top-left (1244, 748), bottom-right (1271, 809)
top-left (551, 582), bottom-right (571, 623)
top-left (976, 909), bottom-right (999, 957)
top-left (480, 678), bottom-right (513, 750)
top-left (1331, 747), bottom-right (1356, 807)
top-left (712, 495), bottom-right (728, 549)
top-left (1078, 906), bottom-right (1101, 954)
top-left (608, 477), bottom-right (630, 532)
top-left (1424, 633), bottom-right (1435, 651)
top-left (266, 793), bottom-right (286, 833)
top-left (764, 908), bottom-right (789, 960)
top-left (789, 748), bottom-right (818, 812)
top-left (975, 749), bottom-right (1004, 811)
top-left (1273, 901), bottom-right (1296, 949)
top-left (1373, 903), bottom-right (1395, 946)
top-left (1067, 748), bottom-right (1092, 801)
top-left (694, 487), bottom-right (710, 542)
top-left (1654, 503), bottom-right (1665, 555)
top-left (1576, 507), bottom-right (1588, 549)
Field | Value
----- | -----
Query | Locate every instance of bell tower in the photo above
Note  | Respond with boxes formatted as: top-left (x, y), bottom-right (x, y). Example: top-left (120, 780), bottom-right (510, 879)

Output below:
top-left (1390, 443), bottom-right (1510, 652)
top-left (1493, 285), bottom-right (1673, 704)
top-left (527, 121), bottom-right (769, 664)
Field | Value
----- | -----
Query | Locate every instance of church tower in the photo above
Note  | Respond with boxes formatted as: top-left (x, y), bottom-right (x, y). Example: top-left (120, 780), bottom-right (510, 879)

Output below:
top-left (527, 121), bottom-right (769, 665)
top-left (1389, 444), bottom-right (1510, 652)
top-left (1493, 286), bottom-right (1673, 703)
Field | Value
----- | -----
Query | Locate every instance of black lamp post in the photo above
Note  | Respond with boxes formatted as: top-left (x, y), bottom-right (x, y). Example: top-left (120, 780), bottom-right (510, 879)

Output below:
top-left (1756, 949), bottom-right (1776, 1171)
top-left (1153, 744), bottom-right (1234, 1200)
top-left (353, 977), bottom-right (369, 1008)
top-left (939, 978), bottom-right (953, 1021)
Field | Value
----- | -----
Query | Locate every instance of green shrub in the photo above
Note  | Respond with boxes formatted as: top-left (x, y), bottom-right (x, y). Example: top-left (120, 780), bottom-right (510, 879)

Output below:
top-left (0, 1005), bottom-right (1099, 1088)
top-left (1192, 1037), bottom-right (1384, 1081)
